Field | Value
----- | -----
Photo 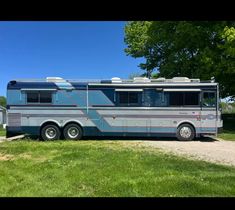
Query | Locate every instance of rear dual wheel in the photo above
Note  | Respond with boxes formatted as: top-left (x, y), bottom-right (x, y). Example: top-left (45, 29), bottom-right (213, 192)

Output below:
top-left (40, 123), bottom-right (83, 141)
top-left (63, 123), bottom-right (83, 140)
top-left (41, 125), bottom-right (61, 141)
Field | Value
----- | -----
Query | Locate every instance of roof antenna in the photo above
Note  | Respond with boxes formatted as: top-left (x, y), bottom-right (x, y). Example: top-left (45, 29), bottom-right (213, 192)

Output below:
top-left (211, 76), bottom-right (215, 83)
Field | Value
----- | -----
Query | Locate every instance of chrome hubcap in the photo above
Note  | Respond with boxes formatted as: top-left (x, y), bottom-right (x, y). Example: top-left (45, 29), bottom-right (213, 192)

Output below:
top-left (45, 127), bottom-right (56, 139)
top-left (180, 127), bottom-right (192, 139)
top-left (68, 127), bottom-right (79, 138)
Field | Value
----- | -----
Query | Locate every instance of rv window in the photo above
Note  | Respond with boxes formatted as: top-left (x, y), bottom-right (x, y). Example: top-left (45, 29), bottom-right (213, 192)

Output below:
top-left (169, 92), bottom-right (199, 106)
top-left (202, 92), bottom-right (216, 107)
top-left (118, 92), bottom-right (140, 106)
top-left (129, 92), bottom-right (139, 104)
top-left (184, 92), bottom-right (199, 105)
top-left (119, 92), bottom-right (129, 104)
top-left (169, 92), bottom-right (184, 106)
top-left (40, 91), bottom-right (52, 103)
top-left (27, 92), bottom-right (39, 103)
top-left (27, 91), bottom-right (52, 104)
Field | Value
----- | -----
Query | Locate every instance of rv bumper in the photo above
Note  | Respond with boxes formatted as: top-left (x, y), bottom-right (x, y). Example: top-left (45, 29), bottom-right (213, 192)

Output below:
top-left (6, 126), bottom-right (23, 138)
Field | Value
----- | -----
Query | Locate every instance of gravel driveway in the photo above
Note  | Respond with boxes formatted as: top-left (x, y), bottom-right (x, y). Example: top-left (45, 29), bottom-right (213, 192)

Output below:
top-left (135, 138), bottom-right (235, 167)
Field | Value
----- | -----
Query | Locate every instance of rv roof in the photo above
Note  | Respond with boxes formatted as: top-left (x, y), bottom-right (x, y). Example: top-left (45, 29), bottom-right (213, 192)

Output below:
top-left (11, 77), bottom-right (217, 86)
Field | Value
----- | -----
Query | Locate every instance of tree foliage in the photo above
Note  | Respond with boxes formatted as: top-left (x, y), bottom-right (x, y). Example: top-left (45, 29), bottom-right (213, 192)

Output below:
top-left (0, 96), bottom-right (6, 108)
top-left (124, 21), bottom-right (235, 98)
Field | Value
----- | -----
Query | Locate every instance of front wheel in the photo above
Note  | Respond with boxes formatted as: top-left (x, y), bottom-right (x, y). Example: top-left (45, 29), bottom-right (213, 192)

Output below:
top-left (63, 124), bottom-right (83, 140)
top-left (176, 124), bottom-right (195, 141)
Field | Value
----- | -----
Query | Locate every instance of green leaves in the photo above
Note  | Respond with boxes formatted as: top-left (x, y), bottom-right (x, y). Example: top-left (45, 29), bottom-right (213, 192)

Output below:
top-left (222, 26), bottom-right (235, 42)
top-left (124, 21), bottom-right (235, 99)
top-left (0, 96), bottom-right (6, 108)
top-left (124, 21), bottom-right (152, 57)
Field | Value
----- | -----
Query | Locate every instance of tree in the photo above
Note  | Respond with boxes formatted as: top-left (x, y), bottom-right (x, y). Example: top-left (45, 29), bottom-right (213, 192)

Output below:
top-left (0, 96), bottom-right (6, 108)
top-left (128, 72), bottom-right (143, 79)
top-left (124, 21), bottom-right (235, 99)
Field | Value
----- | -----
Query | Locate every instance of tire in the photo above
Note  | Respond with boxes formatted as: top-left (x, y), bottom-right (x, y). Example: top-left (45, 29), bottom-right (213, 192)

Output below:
top-left (41, 124), bottom-right (61, 141)
top-left (176, 124), bottom-right (195, 141)
top-left (63, 123), bottom-right (83, 140)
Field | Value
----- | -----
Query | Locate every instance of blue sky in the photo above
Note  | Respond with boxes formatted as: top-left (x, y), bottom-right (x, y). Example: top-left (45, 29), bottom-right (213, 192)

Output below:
top-left (0, 21), bottom-right (144, 96)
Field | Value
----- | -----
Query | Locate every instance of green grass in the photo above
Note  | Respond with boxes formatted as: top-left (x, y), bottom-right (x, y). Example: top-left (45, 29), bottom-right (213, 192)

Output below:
top-left (0, 126), bottom-right (6, 136)
top-left (218, 115), bottom-right (235, 141)
top-left (0, 140), bottom-right (235, 197)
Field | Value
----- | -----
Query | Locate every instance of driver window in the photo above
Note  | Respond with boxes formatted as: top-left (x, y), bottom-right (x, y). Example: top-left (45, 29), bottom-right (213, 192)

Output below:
top-left (202, 92), bottom-right (216, 107)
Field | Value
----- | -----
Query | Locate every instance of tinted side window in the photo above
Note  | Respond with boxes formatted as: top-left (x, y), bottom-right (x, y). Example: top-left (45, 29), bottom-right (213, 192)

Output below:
top-left (40, 92), bottom-right (52, 103)
top-left (169, 92), bottom-right (184, 106)
top-left (184, 92), bottom-right (199, 105)
top-left (119, 92), bottom-right (129, 104)
top-left (27, 92), bottom-right (39, 103)
top-left (27, 91), bottom-right (52, 104)
top-left (143, 89), bottom-right (155, 107)
top-left (142, 89), bottom-right (167, 107)
top-left (117, 92), bottom-right (141, 106)
top-left (169, 92), bottom-right (200, 106)
top-left (129, 92), bottom-right (138, 104)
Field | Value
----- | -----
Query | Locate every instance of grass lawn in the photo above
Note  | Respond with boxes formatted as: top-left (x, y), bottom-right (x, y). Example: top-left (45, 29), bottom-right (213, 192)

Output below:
top-left (0, 140), bottom-right (235, 197)
top-left (0, 126), bottom-right (6, 137)
top-left (218, 115), bottom-right (235, 141)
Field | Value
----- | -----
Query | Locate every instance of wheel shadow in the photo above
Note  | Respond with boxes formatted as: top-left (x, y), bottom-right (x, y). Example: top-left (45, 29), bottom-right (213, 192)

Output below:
top-left (82, 136), bottom-right (218, 142)
top-left (24, 135), bottom-right (218, 142)
top-left (197, 136), bottom-right (219, 142)
top-left (83, 136), bottom-right (175, 141)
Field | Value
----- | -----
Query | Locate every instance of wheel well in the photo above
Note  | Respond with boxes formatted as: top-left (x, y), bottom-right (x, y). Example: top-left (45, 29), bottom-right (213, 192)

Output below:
top-left (63, 122), bottom-right (83, 132)
top-left (40, 121), bottom-right (60, 132)
top-left (177, 122), bottom-right (196, 134)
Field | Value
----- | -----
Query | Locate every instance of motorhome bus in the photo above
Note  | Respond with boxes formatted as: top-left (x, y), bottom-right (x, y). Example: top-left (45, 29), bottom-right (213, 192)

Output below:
top-left (6, 77), bottom-right (223, 141)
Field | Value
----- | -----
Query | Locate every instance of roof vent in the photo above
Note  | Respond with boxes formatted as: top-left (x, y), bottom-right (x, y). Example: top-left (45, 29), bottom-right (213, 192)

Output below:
top-left (111, 77), bottom-right (122, 83)
top-left (133, 77), bottom-right (150, 83)
top-left (191, 78), bottom-right (200, 83)
top-left (172, 77), bottom-right (190, 82)
top-left (154, 77), bottom-right (166, 82)
top-left (46, 77), bottom-right (66, 82)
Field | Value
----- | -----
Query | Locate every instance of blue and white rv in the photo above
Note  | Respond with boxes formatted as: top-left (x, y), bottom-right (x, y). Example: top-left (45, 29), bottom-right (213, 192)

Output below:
top-left (6, 77), bottom-right (223, 141)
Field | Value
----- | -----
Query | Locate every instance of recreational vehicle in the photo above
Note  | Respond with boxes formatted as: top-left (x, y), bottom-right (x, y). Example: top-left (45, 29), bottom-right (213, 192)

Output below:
top-left (6, 77), bottom-right (223, 141)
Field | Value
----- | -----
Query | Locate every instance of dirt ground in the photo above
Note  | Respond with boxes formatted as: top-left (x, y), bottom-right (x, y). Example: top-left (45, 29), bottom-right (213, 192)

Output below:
top-left (0, 136), bottom-right (5, 142)
top-left (133, 138), bottom-right (235, 167)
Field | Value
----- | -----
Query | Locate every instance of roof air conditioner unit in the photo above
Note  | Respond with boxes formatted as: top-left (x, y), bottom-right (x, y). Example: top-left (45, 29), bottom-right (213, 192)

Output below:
top-left (154, 77), bottom-right (166, 82)
top-left (133, 77), bottom-right (150, 83)
top-left (172, 77), bottom-right (190, 82)
top-left (111, 77), bottom-right (122, 83)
